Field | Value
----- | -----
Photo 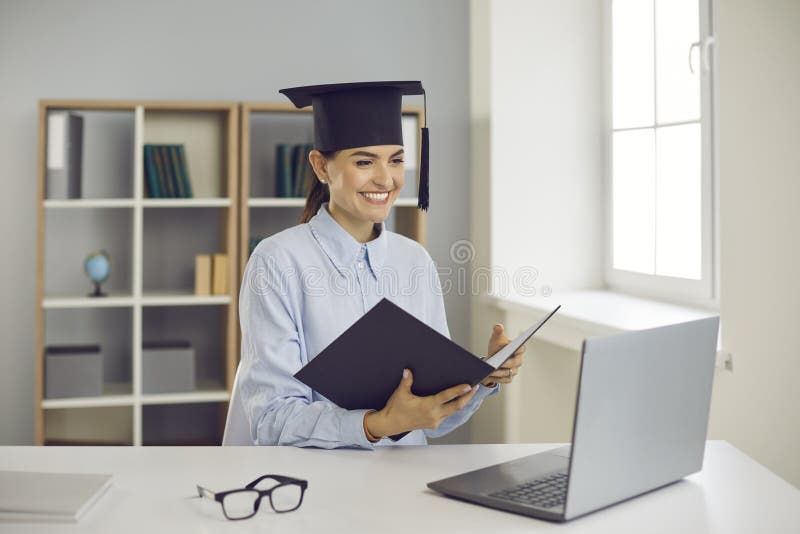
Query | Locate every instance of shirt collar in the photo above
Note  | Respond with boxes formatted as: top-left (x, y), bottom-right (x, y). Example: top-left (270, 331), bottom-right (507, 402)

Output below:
top-left (308, 202), bottom-right (387, 279)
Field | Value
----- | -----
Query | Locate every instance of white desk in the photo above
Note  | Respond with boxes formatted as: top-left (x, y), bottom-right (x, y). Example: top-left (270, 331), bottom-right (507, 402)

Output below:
top-left (1, 441), bottom-right (798, 533)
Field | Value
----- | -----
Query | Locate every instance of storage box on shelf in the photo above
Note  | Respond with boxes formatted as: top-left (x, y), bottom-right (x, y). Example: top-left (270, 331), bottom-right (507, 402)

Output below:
top-left (36, 100), bottom-right (238, 446)
top-left (44, 345), bottom-right (103, 399)
top-left (141, 341), bottom-right (196, 395)
top-left (141, 305), bottom-right (228, 404)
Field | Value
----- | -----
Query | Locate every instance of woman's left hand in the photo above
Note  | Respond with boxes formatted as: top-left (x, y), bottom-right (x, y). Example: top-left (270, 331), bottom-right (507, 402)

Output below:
top-left (481, 324), bottom-right (526, 388)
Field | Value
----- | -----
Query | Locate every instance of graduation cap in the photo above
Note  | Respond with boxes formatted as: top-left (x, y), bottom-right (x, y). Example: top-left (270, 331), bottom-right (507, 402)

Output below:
top-left (279, 81), bottom-right (430, 211)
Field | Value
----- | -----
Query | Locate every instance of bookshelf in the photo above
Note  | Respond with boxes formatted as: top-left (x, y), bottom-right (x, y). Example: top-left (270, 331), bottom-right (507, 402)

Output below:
top-left (239, 102), bottom-right (428, 279)
top-left (34, 99), bottom-right (429, 447)
top-left (35, 100), bottom-right (239, 446)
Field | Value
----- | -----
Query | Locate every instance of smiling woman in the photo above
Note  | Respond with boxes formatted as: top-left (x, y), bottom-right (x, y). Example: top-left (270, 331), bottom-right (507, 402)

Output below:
top-left (303, 145), bottom-right (405, 242)
top-left (227, 81), bottom-right (524, 449)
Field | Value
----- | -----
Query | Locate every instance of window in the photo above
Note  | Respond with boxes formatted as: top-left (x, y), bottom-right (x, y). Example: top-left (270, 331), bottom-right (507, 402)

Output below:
top-left (607, 0), bottom-right (717, 305)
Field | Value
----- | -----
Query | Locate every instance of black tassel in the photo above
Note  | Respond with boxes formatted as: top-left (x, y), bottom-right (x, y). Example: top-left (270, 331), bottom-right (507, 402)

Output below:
top-left (418, 126), bottom-right (429, 211)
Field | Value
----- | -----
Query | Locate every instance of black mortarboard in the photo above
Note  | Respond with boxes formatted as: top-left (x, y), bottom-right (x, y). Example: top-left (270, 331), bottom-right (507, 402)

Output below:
top-left (279, 81), bottom-right (430, 211)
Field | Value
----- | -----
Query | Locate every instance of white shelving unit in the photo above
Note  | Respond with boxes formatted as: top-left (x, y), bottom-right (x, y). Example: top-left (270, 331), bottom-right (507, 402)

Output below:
top-left (140, 380), bottom-right (230, 406)
top-left (44, 199), bottom-right (137, 208)
top-left (41, 382), bottom-right (134, 409)
top-left (43, 294), bottom-right (135, 309)
top-left (142, 198), bottom-right (232, 208)
top-left (36, 100), bottom-right (239, 446)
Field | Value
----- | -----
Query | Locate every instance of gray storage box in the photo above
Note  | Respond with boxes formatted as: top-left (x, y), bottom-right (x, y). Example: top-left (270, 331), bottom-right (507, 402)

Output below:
top-left (45, 345), bottom-right (103, 398)
top-left (142, 341), bottom-right (195, 394)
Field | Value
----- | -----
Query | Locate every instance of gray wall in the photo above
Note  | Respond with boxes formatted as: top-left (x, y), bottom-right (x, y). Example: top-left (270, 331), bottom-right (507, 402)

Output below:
top-left (0, 0), bottom-right (471, 445)
top-left (490, 0), bottom-right (604, 294)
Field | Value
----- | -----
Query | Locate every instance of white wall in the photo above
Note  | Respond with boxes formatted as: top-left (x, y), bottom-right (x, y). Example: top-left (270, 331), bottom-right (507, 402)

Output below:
top-left (468, 0), bottom-right (508, 443)
top-left (706, 0), bottom-right (800, 488)
top-left (470, 0), bottom-right (605, 443)
top-left (0, 0), bottom-right (473, 445)
top-left (490, 0), bottom-right (605, 297)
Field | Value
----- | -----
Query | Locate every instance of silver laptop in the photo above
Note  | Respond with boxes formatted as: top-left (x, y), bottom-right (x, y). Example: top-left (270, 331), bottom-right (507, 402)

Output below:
top-left (427, 315), bottom-right (720, 522)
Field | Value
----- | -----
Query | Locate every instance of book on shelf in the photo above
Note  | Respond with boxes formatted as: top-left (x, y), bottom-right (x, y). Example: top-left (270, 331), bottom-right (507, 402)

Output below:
top-left (143, 145), bottom-right (161, 198)
top-left (294, 143), bottom-right (314, 197)
top-left (175, 146), bottom-right (193, 197)
top-left (166, 146), bottom-right (183, 197)
top-left (46, 112), bottom-right (83, 200)
top-left (160, 146), bottom-right (176, 197)
top-left (275, 143), bottom-right (313, 198)
top-left (276, 144), bottom-right (293, 198)
top-left (212, 253), bottom-right (229, 295)
top-left (290, 144), bottom-right (304, 196)
top-left (144, 144), bottom-right (193, 199)
top-left (194, 254), bottom-right (211, 295)
top-left (153, 145), bottom-right (169, 197)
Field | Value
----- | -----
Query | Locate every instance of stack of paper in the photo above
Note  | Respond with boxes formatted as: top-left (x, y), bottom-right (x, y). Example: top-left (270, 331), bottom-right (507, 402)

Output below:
top-left (0, 471), bottom-right (112, 522)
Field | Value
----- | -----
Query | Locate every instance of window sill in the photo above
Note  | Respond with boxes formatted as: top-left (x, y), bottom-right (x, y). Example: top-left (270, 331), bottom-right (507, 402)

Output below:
top-left (480, 290), bottom-right (728, 368)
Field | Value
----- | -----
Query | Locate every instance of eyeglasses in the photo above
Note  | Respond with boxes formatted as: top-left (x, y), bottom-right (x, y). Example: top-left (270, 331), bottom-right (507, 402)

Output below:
top-left (196, 474), bottom-right (308, 520)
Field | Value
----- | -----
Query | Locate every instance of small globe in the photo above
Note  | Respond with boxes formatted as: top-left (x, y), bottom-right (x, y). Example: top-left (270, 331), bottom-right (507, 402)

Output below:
top-left (84, 251), bottom-right (111, 282)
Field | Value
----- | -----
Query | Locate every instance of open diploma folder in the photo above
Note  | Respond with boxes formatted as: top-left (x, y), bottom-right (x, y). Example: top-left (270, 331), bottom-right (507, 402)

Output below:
top-left (294, 298), bottom-right (560, 441)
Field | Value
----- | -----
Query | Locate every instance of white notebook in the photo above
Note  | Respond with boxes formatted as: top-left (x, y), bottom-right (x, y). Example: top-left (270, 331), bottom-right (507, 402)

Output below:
top-left (0, 471), bottom-right (112, 522)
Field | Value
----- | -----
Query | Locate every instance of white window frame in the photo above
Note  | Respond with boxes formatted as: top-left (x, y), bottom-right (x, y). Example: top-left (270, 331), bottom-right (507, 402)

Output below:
top-left (603, 0), bottom-right (719, 309)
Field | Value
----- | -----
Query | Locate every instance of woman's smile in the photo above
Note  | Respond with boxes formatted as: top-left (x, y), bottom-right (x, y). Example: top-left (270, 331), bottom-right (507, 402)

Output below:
top-left (359, 190), bottom-right (392, 205)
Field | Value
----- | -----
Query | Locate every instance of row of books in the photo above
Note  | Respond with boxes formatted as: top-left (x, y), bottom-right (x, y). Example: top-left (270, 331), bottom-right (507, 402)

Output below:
top-left (276, 143), bottom-right (314, 198)
top-left (144, 144), bottom-right (193, 198)
top-left (194, 253), bottom-right (229, 296)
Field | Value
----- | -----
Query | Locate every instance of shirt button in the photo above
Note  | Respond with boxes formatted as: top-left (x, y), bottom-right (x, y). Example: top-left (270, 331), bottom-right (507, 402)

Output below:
top-left (357, 261), bottom-right (365, 269)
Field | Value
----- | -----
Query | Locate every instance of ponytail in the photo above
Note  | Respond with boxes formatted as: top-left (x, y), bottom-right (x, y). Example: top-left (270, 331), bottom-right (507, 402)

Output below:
top-left (299, 150), bottom-right (335, 224)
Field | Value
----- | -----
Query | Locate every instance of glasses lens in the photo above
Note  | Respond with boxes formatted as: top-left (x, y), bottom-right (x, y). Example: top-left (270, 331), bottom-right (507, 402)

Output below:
top-left (222, 490), bottom-right (259, 519)
top-left (270, 483), bottom-right (303, 512)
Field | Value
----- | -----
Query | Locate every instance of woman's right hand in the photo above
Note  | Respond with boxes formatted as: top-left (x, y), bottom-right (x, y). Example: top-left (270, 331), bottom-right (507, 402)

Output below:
top-left (364, 368), bottom-right (479, 439)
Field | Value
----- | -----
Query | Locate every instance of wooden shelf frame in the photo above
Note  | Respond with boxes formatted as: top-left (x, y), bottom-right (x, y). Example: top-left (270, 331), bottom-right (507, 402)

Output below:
top-left (35, 100), bottom-right (239, 446)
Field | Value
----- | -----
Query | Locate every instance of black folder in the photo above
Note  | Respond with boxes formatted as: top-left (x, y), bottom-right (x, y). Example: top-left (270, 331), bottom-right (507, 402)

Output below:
top-left (294, 298), bottom-right (559, 441)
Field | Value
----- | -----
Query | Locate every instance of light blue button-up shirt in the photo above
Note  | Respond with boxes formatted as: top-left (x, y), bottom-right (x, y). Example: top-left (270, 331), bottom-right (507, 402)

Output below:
top-left (238, 202), bottom-right (499, 449)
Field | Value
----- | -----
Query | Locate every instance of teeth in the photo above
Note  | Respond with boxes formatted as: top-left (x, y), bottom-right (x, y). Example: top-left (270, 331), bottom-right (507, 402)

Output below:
top-left (361, 192), bottom-right (389, 201)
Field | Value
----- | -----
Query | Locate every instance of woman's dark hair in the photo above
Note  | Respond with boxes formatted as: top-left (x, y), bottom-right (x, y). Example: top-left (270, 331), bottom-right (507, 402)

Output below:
top-left (299, 150), bottom-right (336, 224)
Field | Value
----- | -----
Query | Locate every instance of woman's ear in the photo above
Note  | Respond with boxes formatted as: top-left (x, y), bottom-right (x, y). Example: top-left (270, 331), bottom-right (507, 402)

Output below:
top-left (308, 150), bottom-right (329, 183)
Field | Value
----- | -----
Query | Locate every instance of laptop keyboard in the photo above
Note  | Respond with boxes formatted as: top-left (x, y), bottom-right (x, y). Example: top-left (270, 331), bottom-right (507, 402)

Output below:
top-left (488, 472), bottom-right (568, 509)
